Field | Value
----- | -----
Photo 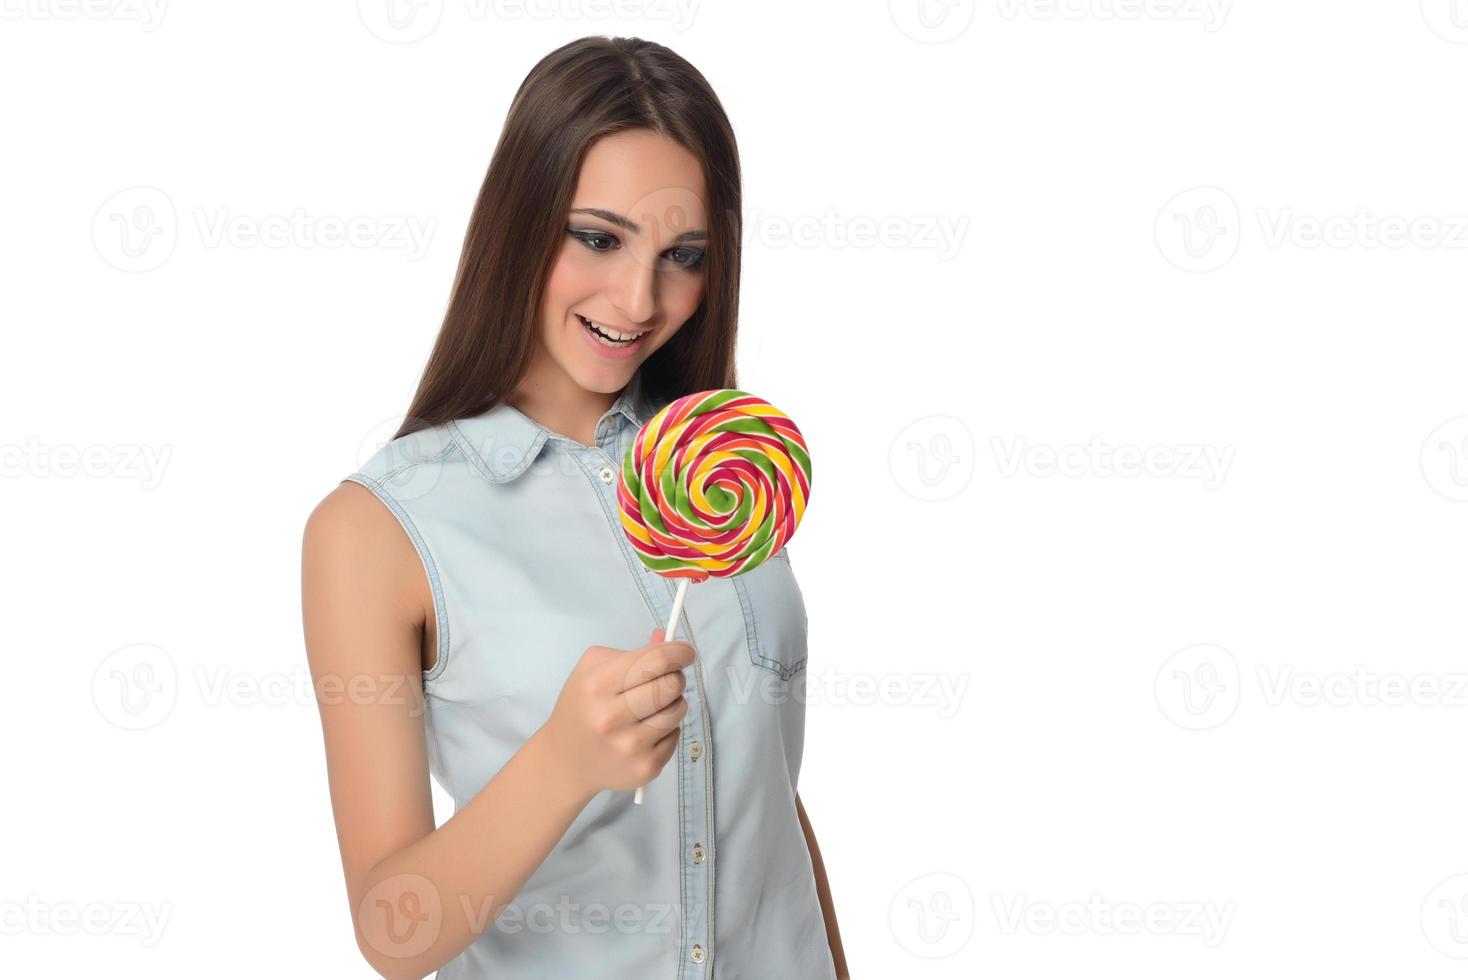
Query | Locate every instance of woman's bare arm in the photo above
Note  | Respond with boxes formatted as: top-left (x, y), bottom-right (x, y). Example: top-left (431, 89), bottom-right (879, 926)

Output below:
top-left (301, 482), bottom-right (598, 979)
top-left (796, 791), bottom-right (850, 978)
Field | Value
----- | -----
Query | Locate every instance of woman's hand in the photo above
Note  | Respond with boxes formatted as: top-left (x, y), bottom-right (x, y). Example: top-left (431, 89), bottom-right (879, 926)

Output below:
top-left (538, 628), bottom-right (693, 796)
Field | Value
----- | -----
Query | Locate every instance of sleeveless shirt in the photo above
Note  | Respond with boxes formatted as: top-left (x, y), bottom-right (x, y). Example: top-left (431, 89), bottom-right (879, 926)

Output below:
top-left (341, 367), bottom-right (837, 979)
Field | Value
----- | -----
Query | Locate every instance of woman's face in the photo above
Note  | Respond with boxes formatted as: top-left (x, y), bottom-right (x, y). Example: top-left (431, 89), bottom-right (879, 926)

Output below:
top-left (538, 128), bottom-right (709, 394)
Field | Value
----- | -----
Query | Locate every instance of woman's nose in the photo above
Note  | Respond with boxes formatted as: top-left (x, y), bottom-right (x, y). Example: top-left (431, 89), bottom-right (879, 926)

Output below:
top-left (607, 252), bottom-right (658, 326)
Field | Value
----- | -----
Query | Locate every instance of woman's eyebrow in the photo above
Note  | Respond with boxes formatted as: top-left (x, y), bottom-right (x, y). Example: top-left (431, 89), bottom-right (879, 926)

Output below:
top-left (568, 206), bottom-right (708, 242)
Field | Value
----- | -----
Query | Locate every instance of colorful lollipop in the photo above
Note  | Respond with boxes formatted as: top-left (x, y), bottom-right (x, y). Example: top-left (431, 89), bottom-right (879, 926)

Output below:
top-left (618, 388), bottom-right (812, 804)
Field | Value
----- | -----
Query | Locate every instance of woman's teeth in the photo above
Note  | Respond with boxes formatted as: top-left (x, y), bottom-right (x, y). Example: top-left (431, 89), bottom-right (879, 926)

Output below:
top-left (578, 315), bottom-right (643, 346)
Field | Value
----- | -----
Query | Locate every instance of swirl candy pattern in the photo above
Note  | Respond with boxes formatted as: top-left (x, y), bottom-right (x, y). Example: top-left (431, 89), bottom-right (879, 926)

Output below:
top-left (618, 389), bottom-right (812, 582)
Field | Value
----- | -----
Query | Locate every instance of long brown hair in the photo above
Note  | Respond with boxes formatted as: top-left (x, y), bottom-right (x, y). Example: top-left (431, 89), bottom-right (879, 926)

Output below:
top-left (392, 36), bottom-right (742, 441)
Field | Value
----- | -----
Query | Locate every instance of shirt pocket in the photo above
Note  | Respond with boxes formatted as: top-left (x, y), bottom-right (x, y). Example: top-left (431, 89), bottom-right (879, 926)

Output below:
top-left (732, 549), bottom-right (809, 680)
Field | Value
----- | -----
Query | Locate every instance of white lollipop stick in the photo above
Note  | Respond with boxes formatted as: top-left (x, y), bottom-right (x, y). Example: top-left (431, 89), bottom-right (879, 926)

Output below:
top-left (633, 576), bottom-right (690, 805)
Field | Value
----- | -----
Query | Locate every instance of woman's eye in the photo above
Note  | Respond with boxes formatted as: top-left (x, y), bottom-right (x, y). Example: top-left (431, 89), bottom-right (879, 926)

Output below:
top-left (667, 246), bottom-right (705, 270)
top-left (569, 229), bottom-right (618, 252)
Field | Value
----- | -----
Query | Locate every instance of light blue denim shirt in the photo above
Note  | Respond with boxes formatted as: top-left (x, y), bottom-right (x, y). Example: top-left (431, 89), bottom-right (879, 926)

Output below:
top-left (342, 367), bottom-right (836, 979)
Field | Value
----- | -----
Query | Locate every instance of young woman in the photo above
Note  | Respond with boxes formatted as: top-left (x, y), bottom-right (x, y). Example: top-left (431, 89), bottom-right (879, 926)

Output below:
top-left (301, 36), bottom-right (847, 979)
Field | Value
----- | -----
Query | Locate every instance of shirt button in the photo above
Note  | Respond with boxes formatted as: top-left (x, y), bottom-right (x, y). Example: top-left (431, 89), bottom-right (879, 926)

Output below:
top-left (599, 466), bottom-right (614, 484)
top-left (689, 740), bottom-right (702, 761)
top-left (692, 842), bottom-right (705, 864)
top-left (691, 944), bottom-right (705, 964)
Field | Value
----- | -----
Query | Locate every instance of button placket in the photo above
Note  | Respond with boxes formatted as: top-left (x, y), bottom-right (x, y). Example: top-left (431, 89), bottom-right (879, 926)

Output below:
top-left (664, 573), bottom-right (715, 976)
top-left (584, 428), bottom-right (715, 976)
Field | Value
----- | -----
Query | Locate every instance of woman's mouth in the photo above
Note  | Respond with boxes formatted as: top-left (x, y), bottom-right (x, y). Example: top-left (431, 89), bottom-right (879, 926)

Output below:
top-left (577, 314), bottom-right (649, 356)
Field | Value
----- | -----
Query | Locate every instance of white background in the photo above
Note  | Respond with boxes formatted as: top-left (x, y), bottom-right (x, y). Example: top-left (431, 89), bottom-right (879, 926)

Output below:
top-left (4, 0), bottom-right (1468, 976)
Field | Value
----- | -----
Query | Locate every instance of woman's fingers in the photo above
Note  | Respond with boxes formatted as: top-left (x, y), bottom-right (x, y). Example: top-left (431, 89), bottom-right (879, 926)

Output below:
top-left (621, 667), bottom-right (686, 722)
top-left (637, 692), bottom-right (689, 736)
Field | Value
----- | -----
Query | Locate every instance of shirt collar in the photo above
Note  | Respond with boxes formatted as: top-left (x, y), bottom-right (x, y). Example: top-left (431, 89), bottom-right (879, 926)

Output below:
top-left (448, 368), bottom-right (657, 484)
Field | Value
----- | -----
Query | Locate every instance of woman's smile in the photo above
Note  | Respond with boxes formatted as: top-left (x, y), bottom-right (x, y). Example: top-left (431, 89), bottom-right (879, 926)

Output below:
top-left (575, 312), bottom-right (651, 358)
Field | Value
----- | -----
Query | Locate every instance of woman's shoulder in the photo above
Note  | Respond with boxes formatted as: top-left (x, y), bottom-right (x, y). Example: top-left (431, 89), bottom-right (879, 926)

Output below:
top-left (301, 419), bottom-right (462, 614)
top-left (303, 480), bottom-right (420, 578)
top-left (302, 479), bottom-right (435, 629)
top-left (346, 420), bottom-right (462, 496)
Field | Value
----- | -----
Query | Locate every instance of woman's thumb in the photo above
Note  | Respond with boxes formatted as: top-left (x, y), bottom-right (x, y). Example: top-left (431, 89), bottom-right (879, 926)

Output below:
top-left (650, 627), bottom-right (665, 644)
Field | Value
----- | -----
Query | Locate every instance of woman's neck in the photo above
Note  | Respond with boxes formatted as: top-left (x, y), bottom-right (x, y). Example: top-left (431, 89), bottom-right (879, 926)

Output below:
top-left (508, 360), bottom-right (627, 448)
